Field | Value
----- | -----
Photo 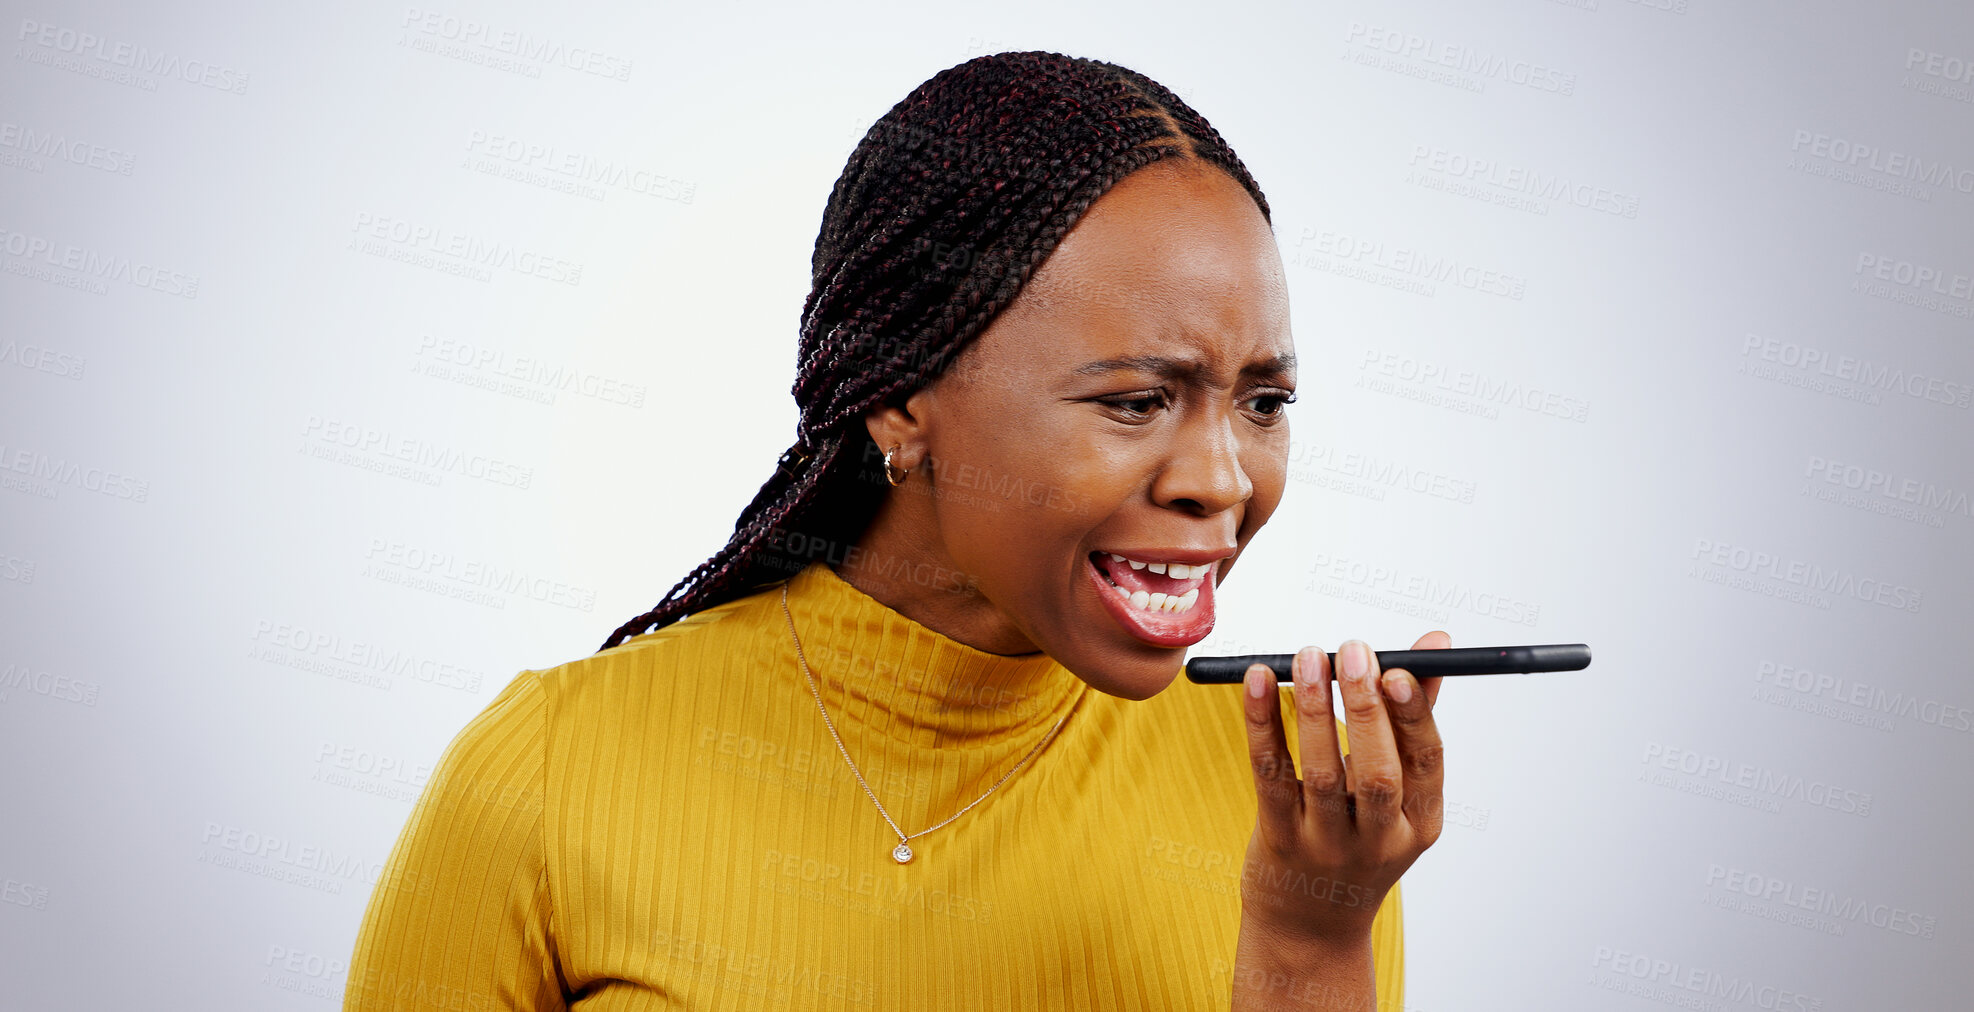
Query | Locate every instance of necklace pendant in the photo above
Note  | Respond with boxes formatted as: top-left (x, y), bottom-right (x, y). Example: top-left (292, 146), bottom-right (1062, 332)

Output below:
top-left (892, 842), bottom-right (913, 864)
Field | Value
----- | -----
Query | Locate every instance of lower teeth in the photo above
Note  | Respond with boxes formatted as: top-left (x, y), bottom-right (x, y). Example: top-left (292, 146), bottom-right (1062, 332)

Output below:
top-left (1092, 555), bottom-right (1197, 614)
top-left (1105, 564), bottom-right (1192, 611)
top-left (1110, 581), bottom-right (1197, 614)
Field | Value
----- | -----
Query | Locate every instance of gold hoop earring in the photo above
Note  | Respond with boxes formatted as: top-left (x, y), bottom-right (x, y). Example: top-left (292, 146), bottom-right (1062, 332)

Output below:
top-left (883, 445), bottom-right (910, 486)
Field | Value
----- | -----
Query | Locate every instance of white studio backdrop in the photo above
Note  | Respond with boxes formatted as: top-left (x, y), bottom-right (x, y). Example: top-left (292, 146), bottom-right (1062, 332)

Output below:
top-left (3, 0), bottom-right (1970, 1008)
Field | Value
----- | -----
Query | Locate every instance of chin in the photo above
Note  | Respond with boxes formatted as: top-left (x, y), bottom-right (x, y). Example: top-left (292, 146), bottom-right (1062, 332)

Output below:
top-left (1062, 656), bottom-right (1186, 702)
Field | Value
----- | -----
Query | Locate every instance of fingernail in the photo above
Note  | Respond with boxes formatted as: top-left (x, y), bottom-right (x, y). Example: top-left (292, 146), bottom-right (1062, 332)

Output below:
top-left (1246, 663), bottom-right (1268, 698)
top-left (1295, 647), bottom-right (1319, 686)
top-left (1382, 670), bottom-right (1412, 704)
top-left (1341, 641), bottom-right (1368, 683)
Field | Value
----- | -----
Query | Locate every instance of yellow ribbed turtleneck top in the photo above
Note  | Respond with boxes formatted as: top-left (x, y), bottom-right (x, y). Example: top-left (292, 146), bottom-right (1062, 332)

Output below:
top-left (345, 560), bottom-right (1403, 1010)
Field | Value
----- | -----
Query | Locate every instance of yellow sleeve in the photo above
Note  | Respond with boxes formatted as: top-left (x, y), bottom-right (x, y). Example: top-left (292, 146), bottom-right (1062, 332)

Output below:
top-left (1373, 880), bottom-right (1404, 1012)
top-left (343, 671), bottom-right (565, 1011)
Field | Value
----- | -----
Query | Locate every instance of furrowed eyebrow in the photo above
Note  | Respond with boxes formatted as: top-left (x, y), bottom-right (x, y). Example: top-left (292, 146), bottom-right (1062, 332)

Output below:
top-left (1071, 352), bottom-right (1297, 379)
top-left (1244, 352), bottom-right (1297, 378)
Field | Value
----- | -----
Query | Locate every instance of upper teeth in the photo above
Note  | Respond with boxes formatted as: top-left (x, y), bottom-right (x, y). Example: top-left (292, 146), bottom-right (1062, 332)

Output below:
top-left (1106, 553), bottom-right (1209, 580)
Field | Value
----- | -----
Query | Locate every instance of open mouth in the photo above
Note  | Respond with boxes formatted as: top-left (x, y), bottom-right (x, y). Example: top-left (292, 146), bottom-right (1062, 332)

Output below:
top-left (1083, 551), bottom-right (1218, 649)
top-left (1087, 551), bottom-right (1207, 614)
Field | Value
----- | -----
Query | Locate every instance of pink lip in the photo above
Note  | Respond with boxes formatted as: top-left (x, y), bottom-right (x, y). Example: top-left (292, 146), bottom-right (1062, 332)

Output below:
top-left (1084, 553), bottom-right (1217, 649)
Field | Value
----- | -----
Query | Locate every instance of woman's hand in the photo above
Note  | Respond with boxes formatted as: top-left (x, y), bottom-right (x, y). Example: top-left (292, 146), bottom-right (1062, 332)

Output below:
top-left (1230, 633), bottom-right (1448, 1007)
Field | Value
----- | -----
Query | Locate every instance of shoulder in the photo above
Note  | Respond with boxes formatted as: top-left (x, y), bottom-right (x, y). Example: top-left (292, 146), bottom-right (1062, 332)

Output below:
top-left (409, 589), bottom-right (777, 854)
top-left (413, 667), bottom-right (551, 828)
top-left (425, 587), bottom-right (771, 793)
top-left (526, 585), bottom-right (776, 739)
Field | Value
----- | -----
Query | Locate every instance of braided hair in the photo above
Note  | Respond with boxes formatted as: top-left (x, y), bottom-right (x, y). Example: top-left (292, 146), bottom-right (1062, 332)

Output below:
top-left (598, 50), bottom-right (1273, 652)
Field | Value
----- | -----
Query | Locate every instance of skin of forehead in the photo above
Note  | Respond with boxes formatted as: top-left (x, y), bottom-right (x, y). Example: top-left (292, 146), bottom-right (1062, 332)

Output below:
top-left (950, 156), bottom-right (1290, 391)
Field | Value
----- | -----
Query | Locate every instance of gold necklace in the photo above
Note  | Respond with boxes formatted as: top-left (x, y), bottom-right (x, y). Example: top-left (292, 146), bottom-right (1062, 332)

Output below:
top-left (780, 583), bottom-right (1073, 864)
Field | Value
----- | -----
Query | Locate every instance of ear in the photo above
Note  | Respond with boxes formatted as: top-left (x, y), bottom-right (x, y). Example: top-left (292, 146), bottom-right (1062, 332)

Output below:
top-left (862, 388), bottom-right (936, 472)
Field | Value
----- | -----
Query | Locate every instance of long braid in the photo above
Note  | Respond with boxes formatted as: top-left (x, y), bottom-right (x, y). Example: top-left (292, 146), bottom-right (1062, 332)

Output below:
top-left (598, 51), bottom-right (1272, 652)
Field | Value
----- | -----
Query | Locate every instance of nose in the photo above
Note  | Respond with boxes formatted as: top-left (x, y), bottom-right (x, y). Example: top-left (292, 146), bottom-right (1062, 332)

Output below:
top-left (1153, 406), bottom-right (1253, 515)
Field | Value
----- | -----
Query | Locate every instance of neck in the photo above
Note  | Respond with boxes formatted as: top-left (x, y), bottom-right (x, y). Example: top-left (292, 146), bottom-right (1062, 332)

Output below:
top-left (836, 505), bottom-right (1040, 657)
top-left (777, 561), bottom-right (1083, 751)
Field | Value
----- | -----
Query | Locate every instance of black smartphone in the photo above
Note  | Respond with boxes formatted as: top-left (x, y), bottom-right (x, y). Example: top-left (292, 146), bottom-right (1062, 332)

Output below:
top-left (1185, 644), bottom-right (1592, 684)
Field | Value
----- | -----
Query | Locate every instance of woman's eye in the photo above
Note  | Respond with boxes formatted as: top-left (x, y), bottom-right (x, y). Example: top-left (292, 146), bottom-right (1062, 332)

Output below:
top-left (1244, 392), bottom-right (1297, 417)
top-left (1101, 392), bottom-right (1168, 417)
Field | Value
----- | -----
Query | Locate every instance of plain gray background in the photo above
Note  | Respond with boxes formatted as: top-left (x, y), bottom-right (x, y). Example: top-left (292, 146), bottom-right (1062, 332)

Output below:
top-left (2, 0), bottom-right (1969, 1007)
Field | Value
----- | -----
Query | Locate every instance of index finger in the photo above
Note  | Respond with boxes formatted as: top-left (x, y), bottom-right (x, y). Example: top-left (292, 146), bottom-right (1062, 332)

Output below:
top-left (1241, 662), bottom-right (1301, 848)
top-left (1290, 646), bottom-right (1349, 831)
